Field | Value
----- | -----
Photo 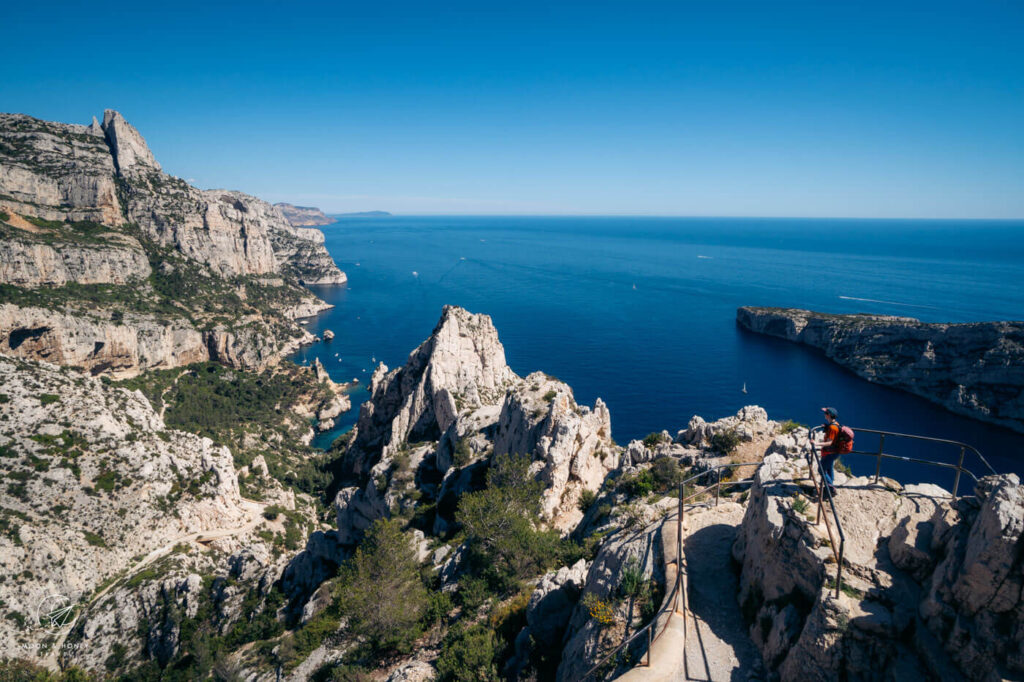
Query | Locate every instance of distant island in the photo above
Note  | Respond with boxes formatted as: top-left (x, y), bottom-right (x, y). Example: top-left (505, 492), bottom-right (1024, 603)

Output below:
top-left (335, 210), bottom-right (391, 217)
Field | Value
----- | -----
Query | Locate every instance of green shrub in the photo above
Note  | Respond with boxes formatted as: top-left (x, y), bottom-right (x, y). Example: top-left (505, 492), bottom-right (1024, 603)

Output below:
top-left (620, 469), bottom-right (655, 497)
top-left (457, 453), bottom-right (563, 591)
top-left (577, 489), bottom-right (597, 512)
top-left (779, 419), bottom-right (804, 434)
top-left (457, 575), bottom-right (492, 611)
top-left (38, 393), bottom-right (60, 406)
top-left (709, 428), bottom-right (741, 455)
top-left (423, 590), bottom-right (454, 625)
top-left (642, 432), bottom-right (670, 449)
top-left (453, 437), bottom-right (473, 468)
top-left (334, 518), bottom-right (428, 652)
top-left (791, 495), bottom-right (808, 514)
top-left (542, 390), bottom-right (557, 402)
top-left (435, 624), bottom-right (500, 682)
top-left (83, 530), bottom-right (106, 547)
top-left (651, 456), bottom-right (684, 490)
top-left (619, 558), bottom-right (646, 598)
top-left (263, 504), bottom-right (285, 520)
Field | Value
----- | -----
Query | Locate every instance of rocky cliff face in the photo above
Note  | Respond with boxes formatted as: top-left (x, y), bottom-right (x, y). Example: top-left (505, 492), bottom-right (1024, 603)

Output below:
top-left (0, 303), bottom-right (311, 378)
top-left (0, 110), bottom-right (347, 374)
top-left (0, 225), bottom-right (150, 286)
top-left (737, 306), bottom-right (1024, 434)
top-left (274, 203), bottom-right (335, 227)
top-left (0, 110), bottom-right (344, 282)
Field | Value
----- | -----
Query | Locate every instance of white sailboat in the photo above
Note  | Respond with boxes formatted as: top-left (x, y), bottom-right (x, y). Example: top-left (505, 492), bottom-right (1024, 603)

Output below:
top-left (741, 382), bottom-right (748, 394)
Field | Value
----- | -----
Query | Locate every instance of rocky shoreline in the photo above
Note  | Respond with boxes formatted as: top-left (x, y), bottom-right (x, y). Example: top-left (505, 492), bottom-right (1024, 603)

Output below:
top-left (737, 306), bottom-right (1024, 434)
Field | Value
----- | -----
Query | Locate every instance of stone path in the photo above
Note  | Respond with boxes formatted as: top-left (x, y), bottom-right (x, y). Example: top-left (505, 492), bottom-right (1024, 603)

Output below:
top-left (678, 502), bottom-right (761, 682)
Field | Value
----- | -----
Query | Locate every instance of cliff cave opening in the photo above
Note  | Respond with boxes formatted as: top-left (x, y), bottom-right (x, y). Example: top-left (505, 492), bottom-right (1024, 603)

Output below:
top-left (8, 327), bottom-right (49, 350)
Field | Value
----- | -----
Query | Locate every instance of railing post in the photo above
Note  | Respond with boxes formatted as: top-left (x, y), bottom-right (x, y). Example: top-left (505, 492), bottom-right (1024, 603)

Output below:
top-left (953, 446), bottom-right (965, 498)
top-left (675, 482), bottom-right (683, 613)
top-left (874, 434), bottom-right (885, 484)
top-left (715, 468), bottom-right (721, 507)
top-left (646, 625), bottom-right (652, 666)
top-left (835, 538), bottom-right (844, 599)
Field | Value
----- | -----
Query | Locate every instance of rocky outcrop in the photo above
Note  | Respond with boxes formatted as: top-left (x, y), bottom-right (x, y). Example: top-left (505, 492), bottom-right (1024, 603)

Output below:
top-left (732, 450), bottom-right (1024, 681)
top-left (737, 306), bottom-right (1024, 434)
top-left (347, 305), bottom-right (518, 468)
top-left (274, 203), bottom-right (335, 227)
top-left (493, 372), bottom-right (619, 529)
top-left (557, 522), bottom-right (664, 681)
top-left (335, 306), bottom-right (619, 544)
top-left (509, 559), bottom-right (589, 677)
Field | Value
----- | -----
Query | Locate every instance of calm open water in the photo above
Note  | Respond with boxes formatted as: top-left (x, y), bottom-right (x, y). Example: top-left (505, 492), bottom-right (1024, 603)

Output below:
top-left (290, 216), bottom-right (1024, 490)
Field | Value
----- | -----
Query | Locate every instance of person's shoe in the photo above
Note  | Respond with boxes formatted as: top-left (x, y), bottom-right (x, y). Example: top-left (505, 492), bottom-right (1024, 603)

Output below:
top-left (827, 485), bottom-right (838, 497)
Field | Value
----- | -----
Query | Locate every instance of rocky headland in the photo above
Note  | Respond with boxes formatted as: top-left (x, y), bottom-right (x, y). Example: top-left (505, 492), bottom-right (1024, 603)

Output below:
top-left (274, 203), bottom-right (335, 227)
top-left (737, 306), bottom-right (1024, 434)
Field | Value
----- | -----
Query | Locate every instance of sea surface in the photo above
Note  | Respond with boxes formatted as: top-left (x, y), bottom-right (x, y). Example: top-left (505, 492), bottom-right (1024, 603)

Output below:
top-left (290, 216), bottom-right (1024, 491)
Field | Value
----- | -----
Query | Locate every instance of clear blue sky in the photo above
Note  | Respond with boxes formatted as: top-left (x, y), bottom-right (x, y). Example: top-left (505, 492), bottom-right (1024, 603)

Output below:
top-left (5, 1), bottom-right (1023, 217)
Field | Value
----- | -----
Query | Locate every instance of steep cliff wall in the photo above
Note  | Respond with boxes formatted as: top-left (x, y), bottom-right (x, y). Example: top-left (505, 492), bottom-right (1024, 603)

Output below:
top-left (737, 306), bottom-right (1024, 434)
top-left (0, 110), bottom-right (346, 373)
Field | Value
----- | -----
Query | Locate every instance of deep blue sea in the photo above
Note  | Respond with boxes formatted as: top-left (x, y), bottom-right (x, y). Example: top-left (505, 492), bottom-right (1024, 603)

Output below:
top-left (290, 216), bottom-right (1024, 491)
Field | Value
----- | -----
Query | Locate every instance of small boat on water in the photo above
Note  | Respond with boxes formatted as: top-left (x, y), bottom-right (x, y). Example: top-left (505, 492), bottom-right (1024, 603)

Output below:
top-left (741, 382), bottom-right (748, 394)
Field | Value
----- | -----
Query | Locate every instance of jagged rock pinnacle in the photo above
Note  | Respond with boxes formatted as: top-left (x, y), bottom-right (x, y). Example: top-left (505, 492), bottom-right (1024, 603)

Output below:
top-left (101, 109), bottom-right (161, 173)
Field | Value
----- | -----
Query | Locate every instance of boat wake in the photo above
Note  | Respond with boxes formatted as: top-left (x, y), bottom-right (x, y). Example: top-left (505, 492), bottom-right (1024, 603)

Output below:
top-left (838, 295), bottom-right (938, 309)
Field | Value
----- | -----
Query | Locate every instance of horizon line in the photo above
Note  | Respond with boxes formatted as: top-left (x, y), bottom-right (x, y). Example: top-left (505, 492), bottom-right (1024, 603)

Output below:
top-left (321, 212), bottom-right (1024, 222)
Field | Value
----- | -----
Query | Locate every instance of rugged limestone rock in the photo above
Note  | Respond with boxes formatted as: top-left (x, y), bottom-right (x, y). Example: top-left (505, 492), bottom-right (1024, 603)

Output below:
top-left (336, 306), bottom-right (619, 544)
top-left (0, 110), bottom-right (347, 375)
top-left (0, 356), bottom-right (254, 661)
top-left (493, 372), bottom-right (620, 529)
top-left (347, 305), bottom-right (518, 468)
top-left (737, 306), bottom-right (1024, 434)
top-left (732, 449), bottom-right (1024, 681)
top-left (275, 203), bottom-right (335, 227)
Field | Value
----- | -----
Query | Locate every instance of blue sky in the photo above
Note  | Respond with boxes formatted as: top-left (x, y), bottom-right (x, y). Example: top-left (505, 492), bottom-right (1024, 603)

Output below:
top-left (4, 1), bottom-right (1023, 217)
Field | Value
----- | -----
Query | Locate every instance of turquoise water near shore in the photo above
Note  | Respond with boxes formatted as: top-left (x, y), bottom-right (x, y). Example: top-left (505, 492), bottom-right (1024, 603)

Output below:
top-left (290, 216), bottom-right (1024, 490)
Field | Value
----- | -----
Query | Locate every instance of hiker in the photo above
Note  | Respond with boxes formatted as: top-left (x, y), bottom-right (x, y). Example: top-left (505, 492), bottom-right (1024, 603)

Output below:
top-left (816, 407), bottom-right (853, 496)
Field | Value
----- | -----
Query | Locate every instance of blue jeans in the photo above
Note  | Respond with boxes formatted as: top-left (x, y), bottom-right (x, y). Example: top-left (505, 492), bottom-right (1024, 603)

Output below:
top-left (821, 452), bottom-right (839, 488)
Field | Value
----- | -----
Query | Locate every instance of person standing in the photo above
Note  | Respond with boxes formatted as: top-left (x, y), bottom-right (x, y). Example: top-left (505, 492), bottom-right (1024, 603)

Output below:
top-left (817, 407), bottom-right (842, 496)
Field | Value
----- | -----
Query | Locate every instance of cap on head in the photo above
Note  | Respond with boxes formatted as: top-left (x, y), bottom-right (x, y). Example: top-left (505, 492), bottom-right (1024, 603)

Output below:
top-left (822, 407), bottom-right (839, 419)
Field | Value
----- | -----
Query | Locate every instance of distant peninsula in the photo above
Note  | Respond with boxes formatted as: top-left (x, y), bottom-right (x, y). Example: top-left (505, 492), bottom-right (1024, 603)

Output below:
top-left (737, 306), bottom-right (1024, 434)
top-left (274, 202), bottom-right (335, 226)
top-left (335, 210), bottom-right (391, 217)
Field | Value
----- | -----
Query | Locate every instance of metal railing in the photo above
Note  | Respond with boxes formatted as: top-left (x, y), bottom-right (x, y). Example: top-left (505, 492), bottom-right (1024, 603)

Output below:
top-left (808, 425), bottom-right (996, 498)
top-left (804, 436), bottom-right (847, 599)
top-left (579, 461), bottom-right (762, 681)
